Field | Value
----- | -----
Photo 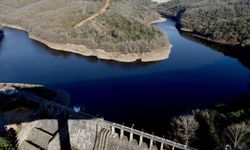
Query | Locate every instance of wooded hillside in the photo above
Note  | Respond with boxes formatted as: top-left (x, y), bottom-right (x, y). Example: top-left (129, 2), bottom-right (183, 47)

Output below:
top-left (0, 0), bottom-right (170, 54)
top-left (157, 0), bottom-right (250, 46)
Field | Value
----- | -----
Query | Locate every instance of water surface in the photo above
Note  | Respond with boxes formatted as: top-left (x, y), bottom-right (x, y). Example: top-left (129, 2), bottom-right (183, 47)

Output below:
top-left (0, 20), bottom-right (249, 135)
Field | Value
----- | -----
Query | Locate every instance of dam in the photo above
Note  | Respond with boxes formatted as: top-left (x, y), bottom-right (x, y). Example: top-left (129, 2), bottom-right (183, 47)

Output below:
top-left (0, 83), bottom-right (195, 150)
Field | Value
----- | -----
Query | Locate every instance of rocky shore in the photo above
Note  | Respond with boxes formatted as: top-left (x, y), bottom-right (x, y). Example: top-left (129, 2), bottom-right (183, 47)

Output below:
top-left (179, 28), bottom-right (246, 46)
top-left (0, 23), bottom-right (171, 63)
top-left (149, 17), bottom-right (167, 25)
top-left (0, 0), bottom-right (173, 63)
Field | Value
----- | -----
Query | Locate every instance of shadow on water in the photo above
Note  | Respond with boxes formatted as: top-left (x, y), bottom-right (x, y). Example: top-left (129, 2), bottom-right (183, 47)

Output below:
top-left (30, 39), bottom-right (159, 70)
top-left (0, 33), bottom-right (4, 45)
top-left (0, 86), bottom-right (97, 150)
top-left (180, 31), bottom-right (250, 70)
top-left (1, 85), bottom-right (250, 150)
top-left (0, 35), bottom-right (4, 56)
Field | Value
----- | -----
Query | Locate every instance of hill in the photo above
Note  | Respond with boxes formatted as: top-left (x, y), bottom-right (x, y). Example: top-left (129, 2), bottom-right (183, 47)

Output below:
top-left (157, 0), bottom-right (250, 46)
top-left (0, 0), bottom-right (171, 62)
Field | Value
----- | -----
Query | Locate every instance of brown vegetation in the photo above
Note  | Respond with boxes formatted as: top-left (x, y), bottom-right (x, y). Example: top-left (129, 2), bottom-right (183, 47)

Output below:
top-left (0, 0), bottom-right (170, 54)
top-left (225, 121), bottom-right (250, 149)
top-left (157, 0), bottom-right (250, 46)
top-left (171, 114), bottom-right (199, 147)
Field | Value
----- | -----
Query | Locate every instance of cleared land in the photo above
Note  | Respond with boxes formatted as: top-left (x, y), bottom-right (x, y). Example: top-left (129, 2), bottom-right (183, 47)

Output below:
top-left (0, 0), bottom-right (171, 62)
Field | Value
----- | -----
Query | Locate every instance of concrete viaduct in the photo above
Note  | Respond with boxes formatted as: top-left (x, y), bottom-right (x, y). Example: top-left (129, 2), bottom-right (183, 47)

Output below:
top-left (1, 83), bottom-right (196, 150)
top-left (25, 92), bottom-right (195, 150)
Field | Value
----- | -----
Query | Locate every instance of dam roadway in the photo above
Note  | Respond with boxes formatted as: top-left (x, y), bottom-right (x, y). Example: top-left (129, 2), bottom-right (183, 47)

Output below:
top-left (0, 83), bottom-right (195, 150)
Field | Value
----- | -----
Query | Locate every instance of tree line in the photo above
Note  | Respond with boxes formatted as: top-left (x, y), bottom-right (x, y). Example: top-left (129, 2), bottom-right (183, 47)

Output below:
top-left (167, 94), bottom-right (250, 150)
top-left (0, 0), bottom-right (170, 54)
top-left (157, 0), bottom-right (250, 46)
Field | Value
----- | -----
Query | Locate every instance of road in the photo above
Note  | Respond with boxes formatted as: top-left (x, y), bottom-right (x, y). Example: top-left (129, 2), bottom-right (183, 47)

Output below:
top-left (74, 0), bottom-right (110, 28)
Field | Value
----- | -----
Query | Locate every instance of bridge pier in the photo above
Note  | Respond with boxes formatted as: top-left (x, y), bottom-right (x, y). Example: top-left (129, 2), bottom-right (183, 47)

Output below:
top-left (111, 125), bottom-right (115, 135)
top-left (172, 144), bottom-right (175, 150)
top-left (108, 122), bottom-right (194, 150)
top-left (22, 90), bottom-right (194, 150)
top-left (149, 138), bottom-right (153, 149)
top-left (160, 143), bottom-right (164, 150)
top-left (129, 132), bottom-right (133, 143)
top-left (120, 129), bottom-right (124, 139)
top-left (139, 134), bottom-right (143, 146)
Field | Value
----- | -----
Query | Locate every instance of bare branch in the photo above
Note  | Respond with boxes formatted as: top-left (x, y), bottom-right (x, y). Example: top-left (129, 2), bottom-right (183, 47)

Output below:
top-left (171, 115), bottom-right (199, 146)
top-left (225, 121), bottom-right (250, 149)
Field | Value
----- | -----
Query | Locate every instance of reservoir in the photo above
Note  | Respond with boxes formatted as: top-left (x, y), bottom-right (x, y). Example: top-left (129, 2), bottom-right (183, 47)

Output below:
top-left (0, 19), bottom-right (249, 136)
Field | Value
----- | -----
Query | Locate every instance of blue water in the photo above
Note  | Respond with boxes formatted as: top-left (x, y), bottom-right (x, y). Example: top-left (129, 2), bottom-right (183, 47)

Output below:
top-left (0, 20), bottom-right (249, 135)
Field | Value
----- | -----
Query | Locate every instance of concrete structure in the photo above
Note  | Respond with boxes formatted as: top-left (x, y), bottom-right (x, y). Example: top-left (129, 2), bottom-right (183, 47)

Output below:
top-left (24, 93), bottom-right (194, 149)
top-left (1, 83), bottom-right (196, 150)
top-left (107, 123), bottom-right (194, 150)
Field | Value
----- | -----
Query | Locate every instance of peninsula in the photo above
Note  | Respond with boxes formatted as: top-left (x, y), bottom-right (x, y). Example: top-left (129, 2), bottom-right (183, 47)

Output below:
top-left (157, 0), bottom-right (250, 46)
top-left (0, 0), bottom-right (172, 62)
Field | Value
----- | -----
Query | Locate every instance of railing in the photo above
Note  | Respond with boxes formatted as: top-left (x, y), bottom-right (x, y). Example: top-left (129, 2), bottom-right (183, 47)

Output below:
top-left (18, 91), bottom-right (95, 119)
top-left (109, 123), bottom-right (196, 150)
top-left (1, 84), bottom-right (196, 150)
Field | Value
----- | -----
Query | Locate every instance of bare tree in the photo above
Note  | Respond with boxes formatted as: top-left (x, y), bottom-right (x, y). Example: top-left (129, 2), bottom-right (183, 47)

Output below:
top-left (225, 121), bottom-right (250, 150)
top-left (171, 115), bottom-right (199, 146)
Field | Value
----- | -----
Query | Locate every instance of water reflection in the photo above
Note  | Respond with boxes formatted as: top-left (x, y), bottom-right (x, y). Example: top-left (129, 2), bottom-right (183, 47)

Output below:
top-left (31, 38), bottom-right (159, 70)
top-left (0, 35), bottom-right (4, 55)
top-left (1, 21), bottom-right (250, 136)
top-left (180, 31), bottom-right (250, 69)
top-left (0, 34), bottom-right (3, 43)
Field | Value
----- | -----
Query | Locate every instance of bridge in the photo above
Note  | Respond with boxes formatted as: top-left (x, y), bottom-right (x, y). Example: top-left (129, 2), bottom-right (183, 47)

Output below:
top-left (26, 93), bottom-right (195, 150)
top-left (22, 91), bottom-right (94, 119)
top-left (1, 83), bottom-right (196, 150)
top-left (107, 123), bottom-right (194, 150)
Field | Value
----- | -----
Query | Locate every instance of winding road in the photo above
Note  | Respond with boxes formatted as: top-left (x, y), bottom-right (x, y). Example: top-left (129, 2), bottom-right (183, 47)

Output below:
top-left (74, 0), bottom-right (110, 28)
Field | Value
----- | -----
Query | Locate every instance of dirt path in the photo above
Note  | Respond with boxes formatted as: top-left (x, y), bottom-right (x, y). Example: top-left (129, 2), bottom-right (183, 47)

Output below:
top-left (74, 0), bottom-right (110, 28)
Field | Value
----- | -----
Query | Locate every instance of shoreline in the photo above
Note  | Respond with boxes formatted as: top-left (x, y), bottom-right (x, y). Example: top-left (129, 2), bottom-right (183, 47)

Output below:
top-left (149, 17), bottom-right (167, 24)
top-left (160, 15), bottom-right (249, 47)
top-left (151, 0), bottom-right (172, 4)
top-left (179, 27), bottom-right (239, 46)
top-left (1, 23), bottom-right (172, 63)
top-left (0, 82), bottom-right (70, 105)
top-left (179, 28), bottom-right (249, 47)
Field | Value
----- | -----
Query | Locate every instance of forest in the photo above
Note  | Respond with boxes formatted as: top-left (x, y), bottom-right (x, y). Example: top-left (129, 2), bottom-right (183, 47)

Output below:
top-left (157, 0), bottom-right (250, 46)
top-left (166, 94), bottom-right (250, 150)
top-left (0, 0), bottom-right (170, 54)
